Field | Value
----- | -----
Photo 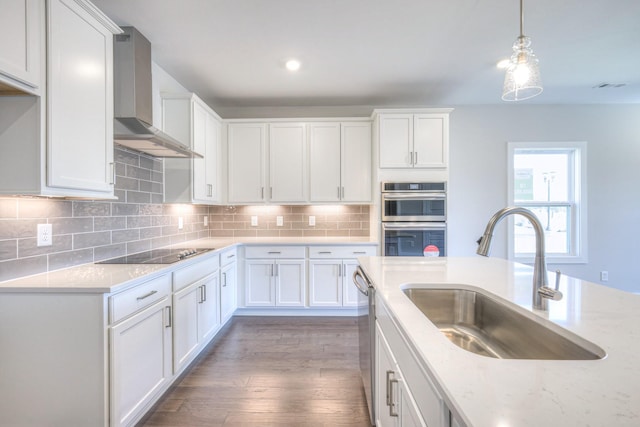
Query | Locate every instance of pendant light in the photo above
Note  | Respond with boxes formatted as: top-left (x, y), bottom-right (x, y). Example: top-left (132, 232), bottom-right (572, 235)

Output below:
top-left (502, 0), bottom-right (543, 101)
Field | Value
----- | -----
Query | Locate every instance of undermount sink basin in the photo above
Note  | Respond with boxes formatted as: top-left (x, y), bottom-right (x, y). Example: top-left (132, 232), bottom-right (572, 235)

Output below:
top-left (403, 288), bottom-right (605, 360)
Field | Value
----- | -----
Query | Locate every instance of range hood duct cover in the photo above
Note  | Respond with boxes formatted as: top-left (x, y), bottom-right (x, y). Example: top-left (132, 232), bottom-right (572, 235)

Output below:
top-left (113, 27), bottom-right (202, 158)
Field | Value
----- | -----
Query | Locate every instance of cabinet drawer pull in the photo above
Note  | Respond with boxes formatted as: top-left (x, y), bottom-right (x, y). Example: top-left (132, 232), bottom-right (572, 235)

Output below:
top-left (414, 151), bottom-right (418, 165)
top-left (318, 251), bottom-right (332, 254)
top-left (353, 251), bottom-right (367, 255)
top-left (222, 272), bottom-right (227, 287)
top-left (165, 306), bottom-right (172, 328)
top-left (136, 290), bottom-right (158, 301)
top-left (202, 284), bottom-right (207, 302)
top-left (267, 251), bottom-right (281, 254)
top-left (226, 254), bottom-right (236, 259)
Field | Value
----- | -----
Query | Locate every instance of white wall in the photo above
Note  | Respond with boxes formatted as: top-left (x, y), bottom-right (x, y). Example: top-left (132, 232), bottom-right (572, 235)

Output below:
top-left (448, 105), bottom-right (640, 293)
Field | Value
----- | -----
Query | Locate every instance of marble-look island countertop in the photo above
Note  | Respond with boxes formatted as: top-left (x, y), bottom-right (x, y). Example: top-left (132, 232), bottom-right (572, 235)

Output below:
top-left (358, 256), bottom-right (640, 427)
top-left (0, 236), bottom-right (377, 293)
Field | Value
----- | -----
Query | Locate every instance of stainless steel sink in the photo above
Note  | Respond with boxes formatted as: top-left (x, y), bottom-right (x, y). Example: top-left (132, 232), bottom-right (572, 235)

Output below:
top-left (403, 288), bottom-right (605, 360)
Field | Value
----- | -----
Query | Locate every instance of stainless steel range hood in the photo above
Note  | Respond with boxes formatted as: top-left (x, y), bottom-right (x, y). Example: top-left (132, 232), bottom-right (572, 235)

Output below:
top-left (113, 27), bottom-right (202, 158)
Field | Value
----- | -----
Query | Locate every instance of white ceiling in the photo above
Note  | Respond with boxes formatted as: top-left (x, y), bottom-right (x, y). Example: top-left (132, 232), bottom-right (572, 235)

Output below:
top-left (93, 0), bottom-right (640, 115)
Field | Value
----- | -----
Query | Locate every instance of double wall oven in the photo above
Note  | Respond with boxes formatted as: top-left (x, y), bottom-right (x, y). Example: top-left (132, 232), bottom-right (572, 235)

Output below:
top-left (381, 182), bottom-right (446, 256)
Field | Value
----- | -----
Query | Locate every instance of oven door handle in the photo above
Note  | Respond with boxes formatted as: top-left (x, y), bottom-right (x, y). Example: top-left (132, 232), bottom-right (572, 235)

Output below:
top-left (383, 222), bottom-right (446, 230)
top-left (382, 193), bottom-right (446, 200)
top-left (353, 266), bottom-right (372, 297)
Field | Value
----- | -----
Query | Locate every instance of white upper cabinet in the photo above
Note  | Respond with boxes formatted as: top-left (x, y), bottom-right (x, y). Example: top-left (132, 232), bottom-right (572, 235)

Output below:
top-left (227, 122), bottom-right (267, 203)
top-left (309, 121), bottom-right (372, 203)
top-left (309, 122), bottom-right (341, 202)
top-left (47, 0), bottom-right (120, 195)
top-left (163, 93), bottom-right (222, 204)
top-left (377, 109), bottom-right (451, 169)
top-left (269, 122), bottom-right (307, 203)
top-left (341, 122), bottom-right (372, 202)
top-left (0, 0), bottom-right (120, 198)
top-left (0, 0), bottom-right (42, 93)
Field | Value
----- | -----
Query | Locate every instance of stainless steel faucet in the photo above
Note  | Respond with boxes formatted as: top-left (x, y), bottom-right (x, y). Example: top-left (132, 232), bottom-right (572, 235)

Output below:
top-left (477, 206), bottom-right (562, 310)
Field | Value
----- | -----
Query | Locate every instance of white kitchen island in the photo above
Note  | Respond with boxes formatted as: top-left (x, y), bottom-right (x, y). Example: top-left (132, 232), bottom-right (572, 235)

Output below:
top-left (358, 256), bottom-right (640, 427)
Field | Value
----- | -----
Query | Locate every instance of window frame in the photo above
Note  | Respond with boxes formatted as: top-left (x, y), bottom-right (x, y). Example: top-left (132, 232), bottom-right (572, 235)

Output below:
top-left (507, 141), bottom-right (588, 264)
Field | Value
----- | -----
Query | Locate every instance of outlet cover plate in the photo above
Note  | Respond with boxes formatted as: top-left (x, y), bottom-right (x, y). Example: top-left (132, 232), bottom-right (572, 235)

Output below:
top-left (37, 224), bottom-right (52, 247)
top-left (251, 216), bottom-right (258, 226)
top-left (276, 216), bottom-right (283, 227)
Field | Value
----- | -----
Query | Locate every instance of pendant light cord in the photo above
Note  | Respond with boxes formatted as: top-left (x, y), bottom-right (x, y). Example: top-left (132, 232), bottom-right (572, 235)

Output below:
top-left (520, 0), bottom-right (525, 37)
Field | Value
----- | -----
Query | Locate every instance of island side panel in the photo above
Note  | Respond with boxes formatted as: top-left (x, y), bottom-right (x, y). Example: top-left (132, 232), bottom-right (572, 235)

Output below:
top-left (0, 292), bottom-right (109, 427)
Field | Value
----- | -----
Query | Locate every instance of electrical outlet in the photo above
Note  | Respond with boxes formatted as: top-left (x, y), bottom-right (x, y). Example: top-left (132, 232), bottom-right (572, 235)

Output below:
top-left (251, 216), bottom-right (258, 226)
top-left (204, 216), bottom-right (208, 227)
top-left (276, 216), bottom-right (283, 227)
top-left (37, 224), bottom-right (52, 247)
top-left (309, 215), bottom-right (316, 226)
top-left (178, 217), bottom-right (184, 230)
top-left (600, 271), bottom-right (609, 282)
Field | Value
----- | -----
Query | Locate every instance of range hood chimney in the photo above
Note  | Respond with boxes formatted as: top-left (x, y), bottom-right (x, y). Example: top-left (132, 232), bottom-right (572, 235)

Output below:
top-left (113, 27), bottom-right (202, 158)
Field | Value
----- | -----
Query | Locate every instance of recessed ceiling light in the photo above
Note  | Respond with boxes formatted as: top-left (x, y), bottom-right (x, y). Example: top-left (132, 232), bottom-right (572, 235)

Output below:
top-left (285, 59), bottom-right (301, 71)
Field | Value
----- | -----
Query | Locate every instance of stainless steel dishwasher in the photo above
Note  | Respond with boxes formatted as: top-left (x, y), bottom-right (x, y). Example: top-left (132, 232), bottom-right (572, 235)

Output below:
top-left (353, 265), bottom-right (375, 426)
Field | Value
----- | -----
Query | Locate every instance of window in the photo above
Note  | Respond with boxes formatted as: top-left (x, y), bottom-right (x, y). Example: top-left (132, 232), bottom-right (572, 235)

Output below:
top-left (508, 142), bottom-right (587, 264)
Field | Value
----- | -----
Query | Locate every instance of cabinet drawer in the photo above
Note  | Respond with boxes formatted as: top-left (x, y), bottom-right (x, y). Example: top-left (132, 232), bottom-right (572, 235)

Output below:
top-left (244, 246), bottom-right (305, 259)
top-left (221, 247), bottom-right (238, 266)
top-left (308, 245), bottom-right (376, 259)
top-left (110, 274), bottom-right (171, 324)
top-left (376, 295), bottom-right (444, 427)
top-left (173, 257), bottom-right (219, 291)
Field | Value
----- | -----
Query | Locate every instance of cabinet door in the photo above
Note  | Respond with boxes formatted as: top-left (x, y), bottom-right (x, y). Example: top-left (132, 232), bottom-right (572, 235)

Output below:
top-left (173, 283), bottom-right (200, 373)
top-left (221, 261), bottom-right (237, 322)
top-left (399, 380), bottom-right (428, 427)
top-left (245, 260), bottom-right (275, 306)
top-left (376, 325), bottom-right (399, 427)
top-left (110, 299), bottom-right (172, 427)
top-left (47, 0), bottom-right (114, 193)
top-left (198, 273), bottom-right (220, 344)
top-left (341, 122), bottom-right (372, 202)
top-left (0, 0), bottom-right (41, 90)
top-left (413, 114), bottom-right (447, 168)
top-left (192, 102), bottom-right (220, 203)
top-left (309, 260), bottom-right (343, 307)
top-left (275, 260), bottom-right (306, 307)
top-left (192, 100), bottom-right (209, 201)
top-left (206, 113), bottom-right (221, 201)
top-left (379, 114), bottom-right (413, 168)
top-left (228, 123), bottom-right (266, 203)
top-left (343, 260), bottom-right (362, 307)
top-left (309, 122), bottom-right (341, 202)
top-left (269, 122), bottom-right (307, 203)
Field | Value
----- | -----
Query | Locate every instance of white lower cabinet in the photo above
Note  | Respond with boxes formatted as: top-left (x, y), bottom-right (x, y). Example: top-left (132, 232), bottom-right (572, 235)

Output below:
top-left (109, 275), bottom-right (173, 427)
top-left (172, 257), bottom-right (221, 374)
top-left (376, 294), bottom-right (449, 427)
top-left (308, 246), bottom-right (376, 308)
top-left (376, 324), bottom-right (427, 427)
top-left (173, 273), bottom-right (220, 374)
top-left (220, 247), bottom-right (238, 323)
top-left (244, 246), bottom-right (307, 307)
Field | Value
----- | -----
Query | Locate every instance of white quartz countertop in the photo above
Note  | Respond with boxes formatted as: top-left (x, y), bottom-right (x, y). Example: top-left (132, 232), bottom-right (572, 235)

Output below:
top-left (358, 256), bottom-right (640, 427)
top-left (0, 237), bottom-right (377, 293)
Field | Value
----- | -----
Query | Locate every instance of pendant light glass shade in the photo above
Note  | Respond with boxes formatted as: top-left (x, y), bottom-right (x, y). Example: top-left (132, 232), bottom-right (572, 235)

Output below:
top-left (502, 36), bottom-right (543, 101)
top-left (501, 0), bottom-right (543, 101)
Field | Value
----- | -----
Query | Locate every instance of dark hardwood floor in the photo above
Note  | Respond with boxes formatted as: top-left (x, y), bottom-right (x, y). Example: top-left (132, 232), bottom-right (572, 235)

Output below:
top-left (137, 316), bottom-right (372, 427)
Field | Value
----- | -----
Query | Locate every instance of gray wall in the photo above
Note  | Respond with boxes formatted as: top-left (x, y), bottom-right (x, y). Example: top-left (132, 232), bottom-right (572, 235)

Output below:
top-left (448, 104), bottom-right (640, 293)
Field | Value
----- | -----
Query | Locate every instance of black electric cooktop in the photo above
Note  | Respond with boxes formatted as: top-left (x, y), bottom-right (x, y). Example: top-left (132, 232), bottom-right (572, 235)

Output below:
top-left (96, 248), bottom-right (214, 265)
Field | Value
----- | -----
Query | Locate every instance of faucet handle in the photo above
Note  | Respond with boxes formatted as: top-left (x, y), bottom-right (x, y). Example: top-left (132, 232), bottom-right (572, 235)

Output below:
top-left (539, 270), bottom-right (563, 301)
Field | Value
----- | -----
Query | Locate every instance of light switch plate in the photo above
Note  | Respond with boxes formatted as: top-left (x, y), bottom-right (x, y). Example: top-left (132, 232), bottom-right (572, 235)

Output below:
top-left (178, 217), bottom-right (184, 230)
top-left (204, 216), bottom-right (208, 227)
top-left (251, 216), bottom-right (259, 226)
top-left (308, 215), bottom-right (316, 226)
top-left (276, 216), bottom-right (284, 227)
top-left (37, 224), bottom-right (52, 247)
